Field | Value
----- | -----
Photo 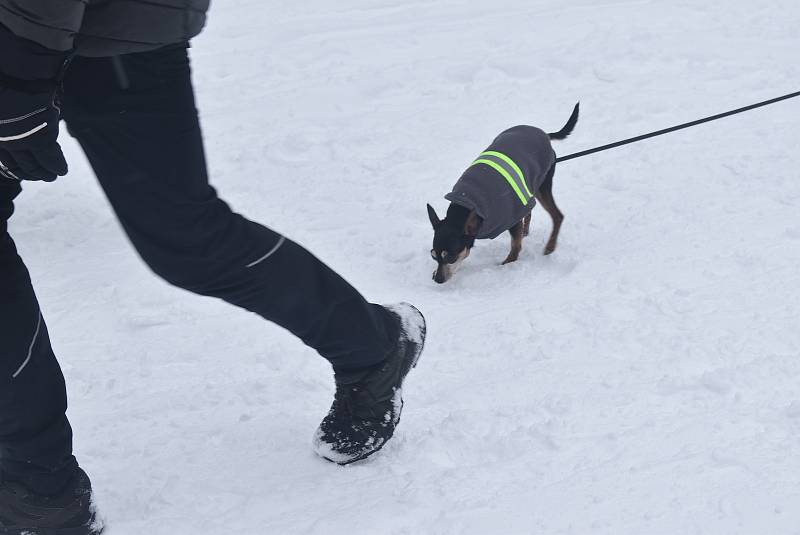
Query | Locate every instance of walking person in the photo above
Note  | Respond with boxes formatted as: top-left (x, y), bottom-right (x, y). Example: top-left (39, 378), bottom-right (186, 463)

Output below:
top-left (0, 3), bottom-right (426, 534)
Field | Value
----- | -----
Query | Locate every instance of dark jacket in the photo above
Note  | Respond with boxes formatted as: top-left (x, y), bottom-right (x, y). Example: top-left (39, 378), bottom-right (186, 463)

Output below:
top-left (0, 0), bottom-right (209, 57)
top-left (445, 126), bottom-right (555, 240)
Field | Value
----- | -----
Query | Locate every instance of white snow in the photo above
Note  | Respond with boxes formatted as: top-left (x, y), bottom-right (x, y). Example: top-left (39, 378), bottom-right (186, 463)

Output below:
top-left (10, 0), bottom-right (800, 533)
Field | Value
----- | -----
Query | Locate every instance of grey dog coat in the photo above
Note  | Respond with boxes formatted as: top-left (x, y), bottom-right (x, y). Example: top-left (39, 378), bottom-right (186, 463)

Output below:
top-left (445, 126), bottom-right (556, 239)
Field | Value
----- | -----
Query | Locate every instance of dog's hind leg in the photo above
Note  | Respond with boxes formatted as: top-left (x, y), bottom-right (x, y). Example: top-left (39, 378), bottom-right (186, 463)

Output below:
top-left (502, 221), bottom-right (525, 265)
top-left (523, 212), bottom-right (532, 237)
top-left (536, 165), bottom-right (564, 255)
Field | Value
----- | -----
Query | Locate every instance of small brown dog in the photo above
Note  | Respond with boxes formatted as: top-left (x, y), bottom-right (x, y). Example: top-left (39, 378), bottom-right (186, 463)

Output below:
top-left (427, 103), bottom-right (579, 283)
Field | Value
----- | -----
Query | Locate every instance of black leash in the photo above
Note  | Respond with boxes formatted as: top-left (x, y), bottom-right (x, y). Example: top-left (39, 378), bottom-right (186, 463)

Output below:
top-left (555, 89), bottom-right (800, 163)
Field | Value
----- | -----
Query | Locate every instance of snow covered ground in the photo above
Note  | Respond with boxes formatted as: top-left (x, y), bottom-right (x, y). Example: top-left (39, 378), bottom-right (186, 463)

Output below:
top-left (11, 0), bottom-right (800, 533)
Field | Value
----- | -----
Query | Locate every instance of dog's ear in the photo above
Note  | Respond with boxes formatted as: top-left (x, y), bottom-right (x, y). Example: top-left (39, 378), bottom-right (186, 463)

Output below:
top-left (427, 203), bottom-right (441, 229)
top-left (464, 209), bottom-right (480, 237)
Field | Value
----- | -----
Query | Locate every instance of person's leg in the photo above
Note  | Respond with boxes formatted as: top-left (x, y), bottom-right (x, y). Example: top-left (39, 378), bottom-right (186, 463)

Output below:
top-left (0, 179), bottom-right (78, 494)
top-left (60, 45), bottom-right (395, 374)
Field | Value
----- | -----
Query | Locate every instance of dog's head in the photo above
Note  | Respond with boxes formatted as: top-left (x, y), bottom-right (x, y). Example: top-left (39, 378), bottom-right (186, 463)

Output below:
top-left (427, 203), bottom-right (480, 284)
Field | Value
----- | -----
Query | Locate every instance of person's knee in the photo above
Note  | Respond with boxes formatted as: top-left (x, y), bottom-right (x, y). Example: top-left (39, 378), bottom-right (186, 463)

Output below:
top-left (139, 249), bottom-right (237, 295)
top-left (127, 203), bottom-right (283, 300)
top-left (135, 232), bottom-right (273, 298)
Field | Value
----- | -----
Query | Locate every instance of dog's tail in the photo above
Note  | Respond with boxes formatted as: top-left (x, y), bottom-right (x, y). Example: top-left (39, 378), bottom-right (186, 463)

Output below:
top-left (548, 102), bottom-right (580, 140)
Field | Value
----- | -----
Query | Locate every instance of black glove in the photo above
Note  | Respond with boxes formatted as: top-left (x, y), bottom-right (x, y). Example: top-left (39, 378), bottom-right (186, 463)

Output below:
top-left (0, 83), bottom-right (67, 182)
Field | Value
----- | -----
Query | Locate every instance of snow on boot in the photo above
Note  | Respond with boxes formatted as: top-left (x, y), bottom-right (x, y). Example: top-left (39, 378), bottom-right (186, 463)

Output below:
top-left (313, 303), bottom-right (426, 465)
top-left (0, 468), bottom-right (103, 535)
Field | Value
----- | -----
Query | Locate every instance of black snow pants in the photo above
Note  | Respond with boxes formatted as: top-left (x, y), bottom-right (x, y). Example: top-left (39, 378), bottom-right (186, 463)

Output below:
top-left (0, 44), bottom-right (396, 494)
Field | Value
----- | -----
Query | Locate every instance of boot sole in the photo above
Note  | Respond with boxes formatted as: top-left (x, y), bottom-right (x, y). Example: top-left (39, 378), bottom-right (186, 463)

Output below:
top-left (0, 523), bottom-right (103, 535)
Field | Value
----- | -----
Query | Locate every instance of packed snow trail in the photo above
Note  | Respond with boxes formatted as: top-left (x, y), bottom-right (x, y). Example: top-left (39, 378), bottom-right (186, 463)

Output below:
top-left (11, 0), bottom-right (800, 533)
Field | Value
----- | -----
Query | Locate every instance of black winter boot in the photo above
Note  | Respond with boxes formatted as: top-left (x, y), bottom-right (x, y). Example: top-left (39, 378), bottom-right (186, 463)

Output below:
top-left (313, 303), bottom-right (426, 465)
top-left (0, 468), bottom-right (102, 535)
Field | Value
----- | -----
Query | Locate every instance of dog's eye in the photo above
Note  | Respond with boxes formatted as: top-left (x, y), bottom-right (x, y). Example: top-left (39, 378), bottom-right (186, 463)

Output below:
top-left (430, 249), bottom-right (437, 260)
top-left (441, 251), bottom-right (448, 260)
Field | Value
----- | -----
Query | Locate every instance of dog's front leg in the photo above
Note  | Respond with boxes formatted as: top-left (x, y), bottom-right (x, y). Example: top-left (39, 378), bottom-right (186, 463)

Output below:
top-left (523, 212), bottom-right (532, 237)
top-left (502, 221), bottom-right (525, 265)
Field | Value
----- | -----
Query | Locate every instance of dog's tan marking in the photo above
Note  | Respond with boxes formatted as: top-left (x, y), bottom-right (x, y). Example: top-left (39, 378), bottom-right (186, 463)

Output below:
top-left (523, 212), bottom-right (532, 237)
top-left (502, 221), bottom-right (525, 265)
top-left (433, 247), bottom-right (470, 283)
